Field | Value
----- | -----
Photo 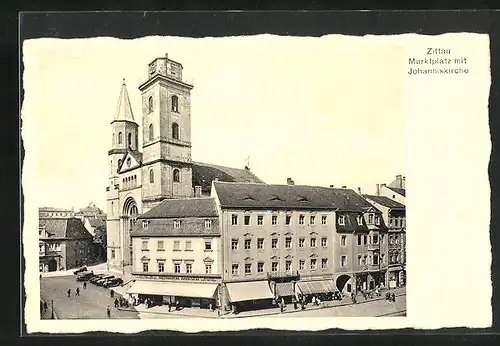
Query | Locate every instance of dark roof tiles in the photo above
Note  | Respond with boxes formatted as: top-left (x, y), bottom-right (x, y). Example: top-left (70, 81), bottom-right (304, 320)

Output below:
top-left (386, 187), bottom-right (406, 197)
top-left (139, 198), bottom-right (218, 219)
top-left (39, 218), bottom-right (93, 239)
top-left (213, 182), bottom-right (374, 211)
top-left (130, 218), bottom-right (220, 237)
top-left (192, 162), bottom-right (264, 193)
top-left (363, 195), bottom-right (405, 209)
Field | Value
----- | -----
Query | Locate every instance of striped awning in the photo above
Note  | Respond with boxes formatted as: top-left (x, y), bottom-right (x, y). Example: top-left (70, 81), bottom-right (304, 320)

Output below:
top-left (274, 282), bottom-right (295, 297)
top-left (296, 280), bottom-right (336, 295)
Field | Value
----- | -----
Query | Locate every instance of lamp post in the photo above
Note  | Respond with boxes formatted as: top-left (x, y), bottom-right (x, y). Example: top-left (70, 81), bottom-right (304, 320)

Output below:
top-left (51, 300), bottom-right (54, 319)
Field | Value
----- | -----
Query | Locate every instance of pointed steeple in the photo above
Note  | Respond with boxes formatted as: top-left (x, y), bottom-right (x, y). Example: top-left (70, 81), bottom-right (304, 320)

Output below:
top-left (114, 78), bottom-right (135, 122)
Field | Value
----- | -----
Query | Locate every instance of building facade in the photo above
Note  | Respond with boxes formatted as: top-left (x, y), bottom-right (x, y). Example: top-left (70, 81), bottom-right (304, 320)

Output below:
top-left (106, 54), bottom-right (263, 271)
top-left (377, 175), bottom-right (406, 204)
top-left (39, 217), bottom-right (94, 272)
top-left (363, 194), bottom-right (406, 288)
top-left (128, 198), bottom-right (222, 308)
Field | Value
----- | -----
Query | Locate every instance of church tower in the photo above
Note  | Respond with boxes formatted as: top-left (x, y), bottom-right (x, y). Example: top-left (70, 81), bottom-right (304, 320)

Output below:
top-left (106, 79), bottom-right (139, 266)
top-left (139, 54), bottom-right (194, 213)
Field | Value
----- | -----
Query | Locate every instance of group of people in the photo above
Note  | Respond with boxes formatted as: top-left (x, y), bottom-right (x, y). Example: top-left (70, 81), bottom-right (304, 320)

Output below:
top-left (66, 282), bottom-right (87, 298)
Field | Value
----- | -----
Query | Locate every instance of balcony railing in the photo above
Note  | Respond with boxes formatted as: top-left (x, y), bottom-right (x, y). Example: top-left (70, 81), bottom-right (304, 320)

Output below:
top-left (267, 270), bottom-right (300, 280)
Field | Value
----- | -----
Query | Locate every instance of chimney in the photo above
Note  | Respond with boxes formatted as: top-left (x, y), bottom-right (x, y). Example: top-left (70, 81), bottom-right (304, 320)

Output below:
top-left (287, 177), bottom-right (295, 185)
top-left (402, 176), bottom-right (406, 189)
top-left (357, 187), bottom-right (362, 194)
top-left (341, 185), bottom-right (347, 189)
top-left (376, 184), bottom-right (380, 196)
top-left (329, 185), bottom-right (334, 188)
top-left (194, 186), bottom-right (202, 198)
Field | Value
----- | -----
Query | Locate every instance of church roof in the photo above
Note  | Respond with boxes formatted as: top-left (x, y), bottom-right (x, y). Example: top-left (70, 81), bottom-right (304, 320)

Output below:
top-left (192, 162), bottom-right (264, 193)
top-left (113, 79), bottom-right (135, 122)
top-left (39, 218), bottom-right (93, 240)
top-left (213, 181), bottom-right (373, 211)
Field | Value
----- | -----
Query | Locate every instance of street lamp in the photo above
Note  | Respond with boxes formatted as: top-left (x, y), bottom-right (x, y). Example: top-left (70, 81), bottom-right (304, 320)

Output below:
top-left (51, 300), bottom-right (54, 319)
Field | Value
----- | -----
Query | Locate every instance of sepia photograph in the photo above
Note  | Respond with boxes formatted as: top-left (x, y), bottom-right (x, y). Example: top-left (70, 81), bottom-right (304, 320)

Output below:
top-left (22, 28), bottom-right (491, 333)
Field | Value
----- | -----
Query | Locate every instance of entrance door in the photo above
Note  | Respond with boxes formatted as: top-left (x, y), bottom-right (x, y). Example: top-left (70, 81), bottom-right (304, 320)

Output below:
top-left (48, 259), bottom-right (58, 272)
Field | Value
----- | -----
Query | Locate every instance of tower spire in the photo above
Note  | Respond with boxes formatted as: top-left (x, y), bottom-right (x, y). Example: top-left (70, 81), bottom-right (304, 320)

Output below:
top-left (114, 78), bottom-right (135, 122)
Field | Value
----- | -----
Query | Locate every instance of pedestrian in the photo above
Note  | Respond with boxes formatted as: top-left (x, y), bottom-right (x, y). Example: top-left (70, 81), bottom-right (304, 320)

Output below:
top-left (293, 299), bottom-right (298, 310)
top-left (114, 298), bottom-right (119, 308)
top-left (392, 293), bottom-right (396, 302)
top-left (106, 305), bottom-right (111, 318)
top-left (280, 301), bottom-right (284, 313)
top-left (43, 302), bottom-right (48, 311)
top-left (76, 287), bottom-right (80, 296)
top-left (217, 307), bottom-right (221, 317)
top-left (110, 289), bottom-right (114, 298)
top-left (83, 282), bottom-right (87, 289)
top-left (67, 289), bottom-right (71, 298)
top-left (168, 301), bottom-right (171, 312)
top-left (175, 299), bottom-right (180, 311)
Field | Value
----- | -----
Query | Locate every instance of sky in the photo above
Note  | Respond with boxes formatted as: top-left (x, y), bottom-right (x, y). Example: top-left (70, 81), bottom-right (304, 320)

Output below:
top-left (22, 35), bottom-right (404, 211)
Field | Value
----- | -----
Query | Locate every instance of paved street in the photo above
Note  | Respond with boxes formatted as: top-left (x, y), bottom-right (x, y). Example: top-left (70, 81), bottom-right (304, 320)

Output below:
top-left (40, 275), bottom-right (139, 319)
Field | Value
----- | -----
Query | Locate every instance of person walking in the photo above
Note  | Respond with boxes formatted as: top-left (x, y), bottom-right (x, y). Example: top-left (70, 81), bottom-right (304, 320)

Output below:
top-left (110, 289), bottom-right (114, 298)
top-left (106, 306), bottom-right (111, 318)
top-left (83, 282), bottom-right (87, 290)
top-left (114, 298), bottom-right (119, 308)
top-left (67, 289), bottom-right (71, 298)
top-left (76, 287), bottom-right (80, 296)
top-left (392, 293), bottom-right (396, 302)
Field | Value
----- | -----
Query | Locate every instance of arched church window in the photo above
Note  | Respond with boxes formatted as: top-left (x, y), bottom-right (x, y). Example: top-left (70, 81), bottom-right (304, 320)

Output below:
top-left (148, 96), bottom-right (154, 113)
top-left (118, 132), bottom-right (123, 144)
top-left (173, 169), bottom-right (180, 183)
top-left (149, 169), bottom-right (154, 183)
top-left (149, 124), bottom-right (154, 141)
top-left (135, 131), bottom-right (138, 149)
top-left (172, 123), bottom-right (179, 140)
top-left (128, 133), bottom-right (132, 147)
top-left (171, 95), bottom-right (179, 112)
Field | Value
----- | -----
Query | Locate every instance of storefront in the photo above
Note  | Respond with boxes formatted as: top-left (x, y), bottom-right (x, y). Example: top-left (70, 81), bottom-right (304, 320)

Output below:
top-left (225, 280), bottom-right (275, 313)
top-left (296, 279), bottom-right (336, 302)
top-left (388, 266), bottom-right (403, 288)
top-left (126, 280), bottom-right (219, 309)
top-left (273, 282), bottom-right (296, 303)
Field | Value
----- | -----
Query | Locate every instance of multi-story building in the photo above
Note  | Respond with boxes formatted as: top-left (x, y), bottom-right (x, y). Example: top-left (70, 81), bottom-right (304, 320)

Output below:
top-left (363, 194), bottom-right (406, 288)
top-left (106, 54), bottom-right (263, 271)
top-left (39, 217), bottom-right (93, 272)
top-left (127, 197), bottom-right (221, 308)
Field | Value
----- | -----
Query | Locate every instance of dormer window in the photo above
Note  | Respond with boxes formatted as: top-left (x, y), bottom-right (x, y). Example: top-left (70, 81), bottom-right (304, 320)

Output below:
top-left (338, 215), bottom-right (345, 226)
top-left (204, 220), bottom-right (212, 228)
top-left (375, 216), bottom-right (380, 225)
top-left (368, 214), bottom-right (374, 224)
top-left (174, 220), bottom-right (182, 228)
top-left (142, 220), bottom-right (149, 229)
top-left (357, 215), bottom-right (363, 226)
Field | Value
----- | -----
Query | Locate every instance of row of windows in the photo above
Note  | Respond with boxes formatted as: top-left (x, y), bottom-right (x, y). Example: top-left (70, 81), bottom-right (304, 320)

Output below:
top-left (230, 213), bottom-right (380, 227)
top-left (142, 261), bottom-right (213, 274)
top-left (148, 168), bottom-right (181, 184)
top-left (231, 258), bottom-right (329, 275)
top-left (147, 95), bottom-right (179, 114)
top-left (389, 217), bottom-right (406, 228)
top-left (231, 237), bottom-right (328, 250)
top-left (141, 238), bottom-right (213, 251)
top-left (357, 253), bottom-right (382, 266)
top-left (148, 123), bottom-right (180, 141)
top-left (122, 175), bottom-right (138, 189)
top-left (231, 214), bottom-right (328, 226)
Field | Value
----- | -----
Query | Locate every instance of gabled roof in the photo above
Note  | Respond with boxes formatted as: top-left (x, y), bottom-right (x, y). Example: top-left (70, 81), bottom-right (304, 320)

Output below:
top-left (386, 186), bottom-right (406, 197)
top-left (117, 149), bottom-right (143, 172)
top-left (192, 162), bottom-right (264, 193)
top-left (138, 198), bottom-right (218, 219)
top-left (213, 182), bottom-right (373, 211)
top-left (363, 195), bottom-right (405, 209)
top-left (39, 218), bottom-right (93, 239)
top-left (113, 79), bottom-right (135, 122)
top-left (88, 218), bottom-right (106, 228)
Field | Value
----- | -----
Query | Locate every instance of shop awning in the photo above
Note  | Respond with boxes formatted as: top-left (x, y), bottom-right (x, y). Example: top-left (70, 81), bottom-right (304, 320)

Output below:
top-left (126, 280), bottom-right (218, 299)
top-left (274, 282), bottom-right (295, 297)
top-left (296, 280), bottom-right (336, 295)
top-left (226, 281), bottom-right (274, 302)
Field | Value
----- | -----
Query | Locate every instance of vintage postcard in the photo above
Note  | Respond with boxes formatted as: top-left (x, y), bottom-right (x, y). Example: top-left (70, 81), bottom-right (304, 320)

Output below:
top-left (22, 32), bottom-right (491, 333)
